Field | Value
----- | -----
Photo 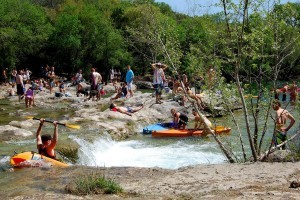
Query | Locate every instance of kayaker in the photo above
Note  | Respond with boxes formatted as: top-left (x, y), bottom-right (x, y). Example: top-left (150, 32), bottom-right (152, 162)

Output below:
top-left (272, 100), bottom-right (295, 150)
top-left (110, 103), bottom-right (143, 116)
top-left (171, 108), bottom-right (188, 129)
top-left (192, 109), bottom-right (212, 130)
top-left (36, 118), bottom-right (58, 159)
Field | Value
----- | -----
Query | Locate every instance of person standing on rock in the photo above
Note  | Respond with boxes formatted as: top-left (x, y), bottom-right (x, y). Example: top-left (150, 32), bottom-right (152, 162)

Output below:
top-left (47, 66), bottom-right (55, 95)
top-left (290, 81), bottom-right (298, 105)
top-left (126, 65), bottom-right (134, 98)
top-left (16, 69), bottom-right (25, 102)
top-left (89, 68), bottom-right (102, 101)
top-left (151, 62), bottom-right (167, 104)
top-left (272, 100), bottom-right (295, 150)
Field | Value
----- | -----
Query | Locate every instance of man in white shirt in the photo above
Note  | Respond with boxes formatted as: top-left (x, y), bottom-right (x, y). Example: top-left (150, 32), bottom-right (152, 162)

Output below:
top-left (151, 62), bottom-right (167, 104)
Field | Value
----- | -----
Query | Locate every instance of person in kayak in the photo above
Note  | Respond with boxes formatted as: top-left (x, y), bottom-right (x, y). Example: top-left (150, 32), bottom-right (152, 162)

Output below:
top-left (171, 108), bottom-right (188, 129)
top-left (109, 103), bottom-right (143, 116)
top-left (272, 100), bottom-right (295, 150)
top-left (36, 118), bottom-right (58, 159)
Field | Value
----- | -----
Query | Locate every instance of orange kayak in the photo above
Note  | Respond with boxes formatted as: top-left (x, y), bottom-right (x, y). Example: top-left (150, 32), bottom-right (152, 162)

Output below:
top-left (152, 127), bottom-right (231, 137)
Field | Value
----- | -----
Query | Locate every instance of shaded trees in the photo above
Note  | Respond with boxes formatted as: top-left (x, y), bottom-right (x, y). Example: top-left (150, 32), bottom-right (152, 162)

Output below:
top-left (0, 0), bottom-right (52, 69)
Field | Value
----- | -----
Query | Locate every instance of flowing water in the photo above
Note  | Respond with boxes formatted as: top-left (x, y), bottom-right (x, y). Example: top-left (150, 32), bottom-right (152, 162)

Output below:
top-left (0, 96), bottom-right (299, 198)
top-left (74, 135), bottom-right (225, 169)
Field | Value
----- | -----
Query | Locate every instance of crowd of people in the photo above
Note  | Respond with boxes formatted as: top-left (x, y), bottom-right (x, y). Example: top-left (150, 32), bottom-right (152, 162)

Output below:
top-left (1, 63), bottom-right (299, 158)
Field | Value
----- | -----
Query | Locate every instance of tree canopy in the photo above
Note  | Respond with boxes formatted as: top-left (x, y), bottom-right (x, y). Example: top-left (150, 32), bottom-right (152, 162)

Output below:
top-left (0, 0), bottom-right (299, 81)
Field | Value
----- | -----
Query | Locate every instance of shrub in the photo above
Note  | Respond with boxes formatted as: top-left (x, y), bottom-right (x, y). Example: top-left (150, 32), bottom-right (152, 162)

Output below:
top-left (65, 173), bottom-right (123, 195)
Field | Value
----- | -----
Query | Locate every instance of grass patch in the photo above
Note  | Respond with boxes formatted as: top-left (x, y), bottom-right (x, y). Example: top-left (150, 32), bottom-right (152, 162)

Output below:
top-left (56, 146), bottom-right (79, 164)
top-left (98, 104), bottom-right (110, 112)
top-left (65, 173), bottom-right (123, 195)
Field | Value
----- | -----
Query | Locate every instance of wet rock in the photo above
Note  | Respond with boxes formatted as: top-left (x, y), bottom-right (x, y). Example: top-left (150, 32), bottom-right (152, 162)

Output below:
top-left (9, 121), bottom-right (33, 129)
top-left (0, 125), bottom-right (33, 140)
top-left (135, 81), bottom-right (153, 89)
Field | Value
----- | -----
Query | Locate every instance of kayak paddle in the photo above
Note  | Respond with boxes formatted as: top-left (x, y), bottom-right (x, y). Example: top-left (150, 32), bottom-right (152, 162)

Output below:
top-left (26, 116), bottom-right (80, 129)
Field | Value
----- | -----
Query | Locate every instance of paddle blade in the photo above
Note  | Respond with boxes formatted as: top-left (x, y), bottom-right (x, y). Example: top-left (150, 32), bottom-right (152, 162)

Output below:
top-left (65, 124), bottom-right (80, 129)
top-left (26, 116), bottom-right (36, 120)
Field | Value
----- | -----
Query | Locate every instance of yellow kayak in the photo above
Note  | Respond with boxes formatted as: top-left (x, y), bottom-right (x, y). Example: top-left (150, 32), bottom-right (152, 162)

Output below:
top-left (10, 151), bottom-right (68, 167)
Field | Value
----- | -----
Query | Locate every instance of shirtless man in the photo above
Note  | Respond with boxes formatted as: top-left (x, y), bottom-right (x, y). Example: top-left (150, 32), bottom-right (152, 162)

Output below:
top-left (290, 81), bottom-right (298, 104)
top-left (47, 66), bottom-right (55, 95)
top-left (171, 108), bottom-right (188, 129)
top-left (36, 119), bottom-right (58, 159)
top-left (187, 88), bottom-right (205, 110)
top-left (272, 100), bottom-right (295, 150)
top-left (192, 109), bottom-right (212, 130)
top-left (16, 69), bottom-right (25, 102)
top-left (109, 103), bottom-right (143, 116)
top-left (281, 82), bottom-right (289, 102)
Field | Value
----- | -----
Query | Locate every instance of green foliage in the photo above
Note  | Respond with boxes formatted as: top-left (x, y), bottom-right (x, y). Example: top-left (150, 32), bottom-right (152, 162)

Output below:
top-left (65, 173), bottom-right (123, 195)
top-left (0, 0), bottom-right (299, 80)
top-left (124, 3), bottom-right (182, 75)
top-left (0, 0), bottom-right (52, 68)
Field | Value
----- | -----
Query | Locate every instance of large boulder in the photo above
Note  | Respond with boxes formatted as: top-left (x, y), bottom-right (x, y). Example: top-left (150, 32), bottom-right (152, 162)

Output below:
top-left (135, 81), bottom-right (153, 89)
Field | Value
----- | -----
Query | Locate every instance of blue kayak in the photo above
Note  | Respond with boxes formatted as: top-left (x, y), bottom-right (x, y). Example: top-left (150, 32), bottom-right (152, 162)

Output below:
top-left (142, 122), bottom-right (173, 134)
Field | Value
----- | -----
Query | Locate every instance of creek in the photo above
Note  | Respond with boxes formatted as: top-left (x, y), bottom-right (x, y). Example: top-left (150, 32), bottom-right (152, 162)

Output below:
top-left (0, 95), bottom-right (299, 198)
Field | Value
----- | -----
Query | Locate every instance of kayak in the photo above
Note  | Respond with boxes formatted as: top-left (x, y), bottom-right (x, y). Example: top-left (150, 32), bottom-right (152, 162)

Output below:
top-left (152, 126), bottom-right (231, 137)
top-left (10, 151), bottom-right (68, 167)
top-left (142, 122), bottom-right (173, 134)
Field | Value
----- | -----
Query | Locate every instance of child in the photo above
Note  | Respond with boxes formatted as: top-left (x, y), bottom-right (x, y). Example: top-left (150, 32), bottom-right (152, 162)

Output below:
top-left (25, 87), bottom-right (34, 108)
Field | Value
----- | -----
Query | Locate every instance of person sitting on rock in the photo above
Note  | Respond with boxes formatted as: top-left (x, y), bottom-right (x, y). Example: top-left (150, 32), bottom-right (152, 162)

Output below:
top-left (59, 80), bottom-right (66, 94)
top-left (111, 82), bottom-right (128, 100)
top-left (76, 82), bottom-right (90, 97)
top-left (186, 87), bottom-right (205, 110)
top-left (109, 103), bottom-right (143, 116)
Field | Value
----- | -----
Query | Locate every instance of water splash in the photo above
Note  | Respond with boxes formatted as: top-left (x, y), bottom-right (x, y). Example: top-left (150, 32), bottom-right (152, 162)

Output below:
top-left (72, 136), bottom-right (225, 169)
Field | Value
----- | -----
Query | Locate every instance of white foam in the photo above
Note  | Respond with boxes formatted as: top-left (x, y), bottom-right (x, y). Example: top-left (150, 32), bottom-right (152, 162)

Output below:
top-left (72, 136), bottom-right (225, 169)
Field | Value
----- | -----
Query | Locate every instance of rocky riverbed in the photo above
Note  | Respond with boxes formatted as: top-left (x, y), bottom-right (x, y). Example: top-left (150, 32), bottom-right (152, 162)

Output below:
top-left (0, 83), bottom-right (299, 199)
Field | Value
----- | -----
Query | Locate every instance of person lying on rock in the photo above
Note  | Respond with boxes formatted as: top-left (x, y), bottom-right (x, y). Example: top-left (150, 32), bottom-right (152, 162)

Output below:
top-left (109, 103), bottom-right (143, 116)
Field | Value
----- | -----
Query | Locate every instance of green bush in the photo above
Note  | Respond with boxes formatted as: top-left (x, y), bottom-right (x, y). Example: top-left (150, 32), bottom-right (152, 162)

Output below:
top-left (65, 173), bottom-right (123, 195)
top-left (56, 146), bottom-right (79, 164)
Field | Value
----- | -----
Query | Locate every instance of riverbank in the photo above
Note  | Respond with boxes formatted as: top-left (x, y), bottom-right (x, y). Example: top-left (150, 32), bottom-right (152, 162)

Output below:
top-left (1, 162), bottom-right (299, 199)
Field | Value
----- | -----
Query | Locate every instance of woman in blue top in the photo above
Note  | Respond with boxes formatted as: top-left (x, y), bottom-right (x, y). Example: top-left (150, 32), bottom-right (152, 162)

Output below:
top-left (126, 65), bottom-right (134, 98)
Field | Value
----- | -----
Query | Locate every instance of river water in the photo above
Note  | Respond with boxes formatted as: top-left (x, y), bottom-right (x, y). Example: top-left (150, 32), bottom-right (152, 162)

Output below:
top-left (1, 97), bottom-right (299, 170)
top-left (0, 96), bottom-right (299, 198)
